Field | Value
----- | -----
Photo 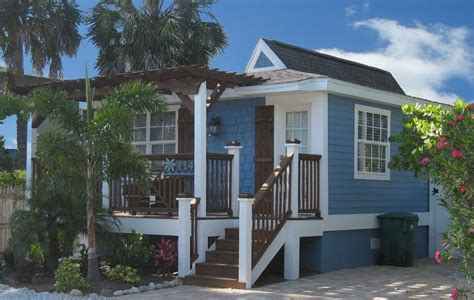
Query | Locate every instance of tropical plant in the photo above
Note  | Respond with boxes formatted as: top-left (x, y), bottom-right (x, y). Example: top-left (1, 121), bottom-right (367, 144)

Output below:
top-left (108, 231), bottom-right (153, 270)
top-left (54, 259), bottom-right (88, 293)
top-left (0, 0), bottom-right (81, 169)
top-left (107, 264), bottom-right (140, 285)
top-left (87, 0), bottom-right (227, 75)
top-left (151, 238), bottom-right (177, 276)
top-left (0, 136), bottom-right (14, 171)
top-left (389, 100), bottom-right (473, 280)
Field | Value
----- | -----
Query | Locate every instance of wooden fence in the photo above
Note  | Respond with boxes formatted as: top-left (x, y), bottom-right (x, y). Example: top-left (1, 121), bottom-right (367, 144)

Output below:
top-left (0, 186), bottom-right (25, 252)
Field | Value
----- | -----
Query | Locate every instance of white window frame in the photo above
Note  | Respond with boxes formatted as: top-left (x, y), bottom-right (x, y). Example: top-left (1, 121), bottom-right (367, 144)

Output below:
top-left (354, 104), bottom-right (391, 181)
top-left (133, 105), bottom-right (179, 155)
top-left (282, 104), bottom-right (311, 154)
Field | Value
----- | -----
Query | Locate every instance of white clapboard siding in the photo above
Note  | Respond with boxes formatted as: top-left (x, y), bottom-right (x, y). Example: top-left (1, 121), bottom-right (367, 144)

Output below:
top-left (0, 186), bottom-right (25, 252)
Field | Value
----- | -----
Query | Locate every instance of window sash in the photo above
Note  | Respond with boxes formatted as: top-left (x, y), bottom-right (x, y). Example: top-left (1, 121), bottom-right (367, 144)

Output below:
top-left (354, 105), bottom-right (390, 180)
top-left (132, 110), bottom-right (177, 155)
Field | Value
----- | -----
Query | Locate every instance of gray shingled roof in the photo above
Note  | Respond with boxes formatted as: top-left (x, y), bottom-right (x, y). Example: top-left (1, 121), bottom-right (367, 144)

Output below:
top-left (263, 39), bottom-right (405, 95)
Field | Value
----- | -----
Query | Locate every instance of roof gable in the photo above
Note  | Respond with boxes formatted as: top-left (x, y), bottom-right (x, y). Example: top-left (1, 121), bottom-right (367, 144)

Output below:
top-left (262, 39), bottom-right (405, 95)
top-left (244, 38), bottom-right (286, 73)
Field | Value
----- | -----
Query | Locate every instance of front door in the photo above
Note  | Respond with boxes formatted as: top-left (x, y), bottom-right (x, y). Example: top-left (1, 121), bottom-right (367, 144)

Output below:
top-left (255, 106), bottom-right (274, 192)
top-left (430, 182), bottom-right (450, 254)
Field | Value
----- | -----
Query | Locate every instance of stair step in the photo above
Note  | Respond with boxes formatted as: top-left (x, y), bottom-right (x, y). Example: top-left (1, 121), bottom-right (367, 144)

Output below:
top-left (206, 250), bottom-right (239, 264)
top-left (184, 275), bottom-right (246, 289)
top-left (216, 239), bottom-right (239, 251)
top-left (225, 228), bottom-right (239, 239)
top-left (195, 262), bottom-right (238, 279)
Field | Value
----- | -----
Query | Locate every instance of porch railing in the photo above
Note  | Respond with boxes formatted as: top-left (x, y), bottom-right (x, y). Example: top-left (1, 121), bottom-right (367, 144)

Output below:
top-left (252, 154), bottom-right (293, 267)
top-left (298, 153), bottom-right (321, 215)
top-left (109, 152), bottom-right (234, 215)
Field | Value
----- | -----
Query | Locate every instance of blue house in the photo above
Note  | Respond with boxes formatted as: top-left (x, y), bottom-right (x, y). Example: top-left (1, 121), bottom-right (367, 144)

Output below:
top-left (29, 38), bottom-right (438, 289)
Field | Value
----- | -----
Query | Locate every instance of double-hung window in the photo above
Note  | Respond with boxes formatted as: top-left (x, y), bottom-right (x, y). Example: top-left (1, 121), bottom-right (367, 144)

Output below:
top-left (354, 104), bottom-right (390, 180)
top-left (285, 110), bottom-right (309, 153)
top-left (132, 110), bottom-right (177, 155)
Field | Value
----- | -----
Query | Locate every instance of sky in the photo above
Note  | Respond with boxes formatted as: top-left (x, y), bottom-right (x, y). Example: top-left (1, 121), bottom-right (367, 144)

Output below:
top-left (1, 0), bottom-right (473, 150)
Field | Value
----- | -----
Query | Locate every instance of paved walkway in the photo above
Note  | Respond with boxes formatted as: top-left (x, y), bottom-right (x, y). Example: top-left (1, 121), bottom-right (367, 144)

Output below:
top-left (121, 259), bottom-right (473, 299)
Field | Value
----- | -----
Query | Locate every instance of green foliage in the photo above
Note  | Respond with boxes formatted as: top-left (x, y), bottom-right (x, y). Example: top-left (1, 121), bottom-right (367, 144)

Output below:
top-left (0, 136), bottom-right (14, 171)
top-left (54, 259), bottom-right (88, 293)
top-left (0, 170), bottom-right (25, 187)
top-left (0, 1), bottom-right (81, 78)
top-left (108, 231), bottom-right (153, 270)
top-left (87, 0), bottom-right (227, 74)
top-left (107, 265), bottom-right (140, 285)
top-left (390, 99), bottom-right (474, 279)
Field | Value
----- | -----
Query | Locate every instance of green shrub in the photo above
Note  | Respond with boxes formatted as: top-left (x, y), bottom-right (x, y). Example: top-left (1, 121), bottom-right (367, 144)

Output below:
top-left (107, 265), bottom-right (140, 285)
top-left (108, 231), bottom-right (153, 269)
top-left (0, 170), bottom-right (26, 187)
top-left (54, 259), bottom-right (88, 293)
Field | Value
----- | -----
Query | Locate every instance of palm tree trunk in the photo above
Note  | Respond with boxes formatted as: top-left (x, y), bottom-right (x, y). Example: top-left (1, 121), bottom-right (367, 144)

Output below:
top-left (11, 35), bottom-right (27, 170)
top-left (86, 159), bottom-right (101, 282)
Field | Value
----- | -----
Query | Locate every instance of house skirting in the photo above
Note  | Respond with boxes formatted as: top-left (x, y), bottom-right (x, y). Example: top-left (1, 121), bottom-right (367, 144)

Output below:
top-left (300, 226), bottom-right (429, 273)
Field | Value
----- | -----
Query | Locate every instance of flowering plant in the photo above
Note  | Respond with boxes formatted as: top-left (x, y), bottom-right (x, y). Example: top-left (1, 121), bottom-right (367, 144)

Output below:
top-left (151, 238), bottom-right (177, 277)
top-left (390, 100), bottom-right (473, 280)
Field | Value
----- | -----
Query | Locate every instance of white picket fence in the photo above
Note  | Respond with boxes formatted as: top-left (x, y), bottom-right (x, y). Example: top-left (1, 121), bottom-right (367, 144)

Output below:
top-left (0, 186), bottom-right (25, 252)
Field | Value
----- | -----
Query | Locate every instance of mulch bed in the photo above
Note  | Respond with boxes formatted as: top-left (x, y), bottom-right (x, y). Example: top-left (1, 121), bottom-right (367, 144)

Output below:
top-left (2, 268), bottom-right (173, 294)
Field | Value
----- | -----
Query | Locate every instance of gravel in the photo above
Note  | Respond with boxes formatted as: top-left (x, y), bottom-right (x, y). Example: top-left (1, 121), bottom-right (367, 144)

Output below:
top-left (0, 285), bottom-right (108, 299)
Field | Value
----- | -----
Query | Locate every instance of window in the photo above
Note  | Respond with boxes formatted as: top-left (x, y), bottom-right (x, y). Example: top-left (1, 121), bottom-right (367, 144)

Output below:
top-left (285, 110), bottom-right (309, 153)
top-left (254, 52), bottom-right (274, 68)
top-left (354, 105), bottom-right (390, 180)
top-left (133, 111), bottom-right (177, 155)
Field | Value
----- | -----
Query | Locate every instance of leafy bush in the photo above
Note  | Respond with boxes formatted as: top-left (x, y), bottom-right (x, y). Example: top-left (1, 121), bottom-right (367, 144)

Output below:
top-left (151, 238), bottom-right (177, 276)
top-left (108, 231), bottom-right (153, 269)
top-left (107, 265), bottom-right (140, 285)
top-left (0, 170), bottom-right (26, 187)
top-left (390, 100), bottom-right (474, 279)
top-left (54, 259), bottom-right (88, 293)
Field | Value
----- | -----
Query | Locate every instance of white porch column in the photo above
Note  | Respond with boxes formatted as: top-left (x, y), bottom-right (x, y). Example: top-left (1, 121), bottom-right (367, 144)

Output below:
top-left (224, 141), bottom-right (243, 217)
top-left (177, 194), bottom-right (193, 278)
top-left (286, 138), bottom-right (301, 218)
top-left (284, 232), bottom-right (300, 280)
top-left (238, 193), bottom-right (254, 289)
top-left (194, 81), bottom-right (207, 217)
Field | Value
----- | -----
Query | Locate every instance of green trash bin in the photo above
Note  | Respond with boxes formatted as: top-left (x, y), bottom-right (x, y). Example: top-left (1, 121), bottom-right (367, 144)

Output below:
top-left (377, 212), bottom-right (419, 267)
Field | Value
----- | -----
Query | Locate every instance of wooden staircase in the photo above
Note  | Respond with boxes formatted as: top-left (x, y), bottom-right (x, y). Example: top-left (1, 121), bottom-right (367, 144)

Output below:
top-left (183, 228), bottom-right (246, 289)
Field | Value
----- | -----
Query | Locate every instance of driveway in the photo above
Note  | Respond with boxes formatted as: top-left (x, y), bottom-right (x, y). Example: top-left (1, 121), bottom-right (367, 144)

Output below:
top-left (121, 259), bottom-right (472, 299)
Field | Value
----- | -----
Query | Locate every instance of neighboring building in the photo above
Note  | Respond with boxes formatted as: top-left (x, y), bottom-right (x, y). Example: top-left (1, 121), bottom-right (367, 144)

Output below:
top-left (27, 39), bottom-right (443, 289)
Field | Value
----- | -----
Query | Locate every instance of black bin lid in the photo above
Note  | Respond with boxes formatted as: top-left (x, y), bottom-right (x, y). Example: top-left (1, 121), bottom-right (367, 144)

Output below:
top-left (377, 212), bottom-right (419, 220)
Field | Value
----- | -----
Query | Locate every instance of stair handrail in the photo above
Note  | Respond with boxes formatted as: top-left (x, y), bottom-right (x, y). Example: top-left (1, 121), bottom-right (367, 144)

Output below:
top-left (190, 197), bottom-right (200, 264)
top-left (252, 153), bottom-right (293, 267)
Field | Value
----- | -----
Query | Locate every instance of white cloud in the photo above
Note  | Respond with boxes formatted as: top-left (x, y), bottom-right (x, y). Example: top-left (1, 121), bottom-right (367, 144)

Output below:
top-left (345, 1), bottom-right (370, 17)
top-left (8, 138), bottom-right (17, 148)
top-left (317, 18), bottom-right (473, 104)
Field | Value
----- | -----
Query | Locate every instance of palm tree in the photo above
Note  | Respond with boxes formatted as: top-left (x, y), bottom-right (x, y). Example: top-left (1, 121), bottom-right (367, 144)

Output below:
top-left (25, 79), bottom-right (166, 281)
top-left (0, 0), bottom-right (81, 170)
top-left (87, 0), bottom-right (227, 75)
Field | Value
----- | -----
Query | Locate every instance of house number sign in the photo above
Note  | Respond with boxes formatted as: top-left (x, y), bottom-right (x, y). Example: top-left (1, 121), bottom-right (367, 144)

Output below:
top-left (163, 158), bottom-right (194, 176)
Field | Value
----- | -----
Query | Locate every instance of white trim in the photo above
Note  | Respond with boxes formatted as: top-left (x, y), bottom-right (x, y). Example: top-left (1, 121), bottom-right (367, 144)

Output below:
top-left (324, 212), bottom-right (430, 231)
top-left (354, 104), bottom-right (391, 181)
top-left (229, 77), bottom-right (443, 108)
top-left (245, 38), bottom-right (286, 73)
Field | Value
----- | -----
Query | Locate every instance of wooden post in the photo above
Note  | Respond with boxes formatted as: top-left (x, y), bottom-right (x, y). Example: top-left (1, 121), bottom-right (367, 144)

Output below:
top-left (286, 138), bottom-right (301, 218)
top-left (224, 141), bottom-right (242, 217)
top-left (238, 193), bottom-right (254, 289)
top-left (177, 194), bottom-right (193, 278)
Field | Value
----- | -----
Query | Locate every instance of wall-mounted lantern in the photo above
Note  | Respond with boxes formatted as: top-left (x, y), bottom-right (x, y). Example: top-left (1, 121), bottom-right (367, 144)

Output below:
top-left (208, 117), bottom-right (221, 136)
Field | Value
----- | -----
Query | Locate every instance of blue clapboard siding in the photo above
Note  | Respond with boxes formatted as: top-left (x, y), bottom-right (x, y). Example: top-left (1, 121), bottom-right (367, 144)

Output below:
top-left (328, 94), bottom-right (429, 214)
top-left (207, 98), bottom-right (265, 193)
top-left (300, 226), bottom-right (429, 273)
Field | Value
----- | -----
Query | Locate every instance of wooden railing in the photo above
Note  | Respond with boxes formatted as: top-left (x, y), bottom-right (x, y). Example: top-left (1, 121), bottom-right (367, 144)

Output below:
top-left (207, 153), bottom-right (233, 215)
top-left (252, 154), bottom-right (293, 266)
top-left (109, 153), bottom-right (233, 215)
top-left (190, 197), bottom-right (200, 264)
top-left (298, 153), bottom-right (321, 215)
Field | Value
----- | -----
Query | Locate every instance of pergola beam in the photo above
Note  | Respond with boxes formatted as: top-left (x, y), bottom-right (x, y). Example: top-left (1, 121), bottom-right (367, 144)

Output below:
top-left (207, 82), bottom-right (227, 111)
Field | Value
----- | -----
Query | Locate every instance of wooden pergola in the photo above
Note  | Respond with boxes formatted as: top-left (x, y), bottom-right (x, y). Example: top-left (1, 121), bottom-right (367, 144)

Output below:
top-left (17, 65), bottom-right (265, 219)
top-left (13, 65), bottom-right (266, 127)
